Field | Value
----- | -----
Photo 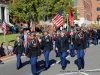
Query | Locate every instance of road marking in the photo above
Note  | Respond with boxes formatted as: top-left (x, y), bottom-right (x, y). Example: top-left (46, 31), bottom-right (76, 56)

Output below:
top-left (86, 69), bottom-right (100, 71)
top-left (36, 56), bottom-right (70, 73)
top-left (58, 72), bottom-right (78, 75)
top-left (80, 72), bottom-right (89, 75)
top-left (90, 44), bottom-right (93, 46)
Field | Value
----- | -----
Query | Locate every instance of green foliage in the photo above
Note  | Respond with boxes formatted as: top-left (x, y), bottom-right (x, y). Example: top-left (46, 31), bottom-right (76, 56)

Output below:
top-left (92, 21), bottom-right (99, 27)
top-left (8, 0), bottom-right (77, 22)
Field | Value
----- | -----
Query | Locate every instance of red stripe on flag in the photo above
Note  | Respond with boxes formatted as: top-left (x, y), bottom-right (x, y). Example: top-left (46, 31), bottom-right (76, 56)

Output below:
top-left (2, 20), bottom-right (7, 34)
top-left (30, 20), bottom-right (34, 32)
top-left (52, 8), bottom-right (64, 27)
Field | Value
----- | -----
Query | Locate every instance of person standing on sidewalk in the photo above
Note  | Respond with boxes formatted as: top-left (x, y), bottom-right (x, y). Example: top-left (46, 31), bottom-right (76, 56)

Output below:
top-left (26, 34), bottom-right (41, 75)
top-left (13, 36), bottom-right (25, 70)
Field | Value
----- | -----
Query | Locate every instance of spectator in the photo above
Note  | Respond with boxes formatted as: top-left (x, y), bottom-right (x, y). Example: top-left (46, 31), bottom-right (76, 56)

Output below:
top-left (20, 28), bottom-right (24, 43)
top-left (2, 42), bottom-right (8, 55)
top-left (0, 42), bottom-right (6, 56)
top-left (7, 42), bottom-right (13, 56)
top-left (0, 60), bottom-right (4, 64)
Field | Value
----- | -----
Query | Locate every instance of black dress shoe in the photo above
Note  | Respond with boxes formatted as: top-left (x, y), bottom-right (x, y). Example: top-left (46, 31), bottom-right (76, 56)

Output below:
top-left (82, 65), bottom-right (84, 69)
top-left (34, 73), bottom-right (39, 75)
top-left (62, 66), bottom-right (66, 70)
top-left (45, 65), bottom-right (50, 70)
top-left (78, 68), bottom-right (81, 70)
top-left (16, 67), bottom-right (20, 70)
top-left (56, 55), bottom-right (59, 57)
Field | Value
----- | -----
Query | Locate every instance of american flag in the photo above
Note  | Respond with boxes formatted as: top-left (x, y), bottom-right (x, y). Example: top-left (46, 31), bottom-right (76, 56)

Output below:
top-left (30, 19), bottom-right (34, 32)
top-left (2, 20), bottom-right (7, 34)
top-left (52, 8), bottom-right (64, 27)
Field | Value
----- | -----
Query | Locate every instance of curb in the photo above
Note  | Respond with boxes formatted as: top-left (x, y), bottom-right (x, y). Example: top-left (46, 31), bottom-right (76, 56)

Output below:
top-left (1, 55), bottom-right (16, 62)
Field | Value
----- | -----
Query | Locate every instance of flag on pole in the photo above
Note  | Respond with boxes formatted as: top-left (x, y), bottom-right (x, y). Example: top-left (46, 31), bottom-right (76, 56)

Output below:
top-left (30, 19), bottom-right (34, 32)
top-left (2, 20), bottom-right (7, 34)
top-left (52, 8), bottom-right (64, 27)
top-left (68, 6), bottom-right (74, 26)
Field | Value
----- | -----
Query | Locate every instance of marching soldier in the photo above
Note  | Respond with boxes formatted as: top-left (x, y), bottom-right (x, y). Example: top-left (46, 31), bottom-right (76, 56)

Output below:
top-left (13, 36), bottom-right (25, 70)
top-left (26, 34), bottom-right (41, 75)
top-left (56, 30), bottom-right (69, 70)
top-left (54, 30), bottom-right (61, 57)
top-left (84, 29), bottom-right (90, 48)
top-left (74, 27), bottom-right (86, 70)
top-left (92, 28), bottom-right (98, 45)
top-left (69, 31), bottom-right (75, 57)
top-left (41, 30), bottom-right (53, 70)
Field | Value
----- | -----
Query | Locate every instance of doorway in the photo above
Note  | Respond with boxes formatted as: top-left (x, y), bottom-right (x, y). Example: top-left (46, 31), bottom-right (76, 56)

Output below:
top-left (1, 7), bottom-right (5, 22)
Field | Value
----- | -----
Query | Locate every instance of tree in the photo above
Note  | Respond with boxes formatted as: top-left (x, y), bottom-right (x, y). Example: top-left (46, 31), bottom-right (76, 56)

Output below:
top-left (92, 21), bottom-right (99, 27)
top-left (8, 0), bottom-right (77, 23)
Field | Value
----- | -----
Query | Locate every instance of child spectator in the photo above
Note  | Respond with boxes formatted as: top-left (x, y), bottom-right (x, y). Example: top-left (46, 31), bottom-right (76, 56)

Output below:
top-left (7, 42), bottom-right (13, 56)
top-left (1, 42), bottom-right (8, 55)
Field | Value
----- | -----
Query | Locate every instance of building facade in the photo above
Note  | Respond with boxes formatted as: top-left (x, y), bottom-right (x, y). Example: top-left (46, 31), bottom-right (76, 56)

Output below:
top-left (0, 0), bottom-right (10, 33)
top-left (92, 0), bottom-right (100, 24)
top-left (74, 0), bottom-right (92, 26)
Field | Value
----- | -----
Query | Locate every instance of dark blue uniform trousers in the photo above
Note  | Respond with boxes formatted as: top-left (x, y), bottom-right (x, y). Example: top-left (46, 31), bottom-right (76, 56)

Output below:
top-left (30, 57), bottom-right (37, 75)
top-left (43, 50), bottom-right (50, 68)
top-left (92, 36), bottom-right (98, 45)
top-left (16, 54), bottom-right (22, 68)
top-left (69, 44), bottom-right (75, 57)
top-left (58, 52), bottom-right (68, 67)
top-left (86, 39), bottom-right (90, 48)
top-left (76, 49), bottom-right (84, 68)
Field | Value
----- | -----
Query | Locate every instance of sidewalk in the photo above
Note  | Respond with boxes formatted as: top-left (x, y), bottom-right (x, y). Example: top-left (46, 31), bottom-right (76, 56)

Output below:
top-left (0, 55), bottom-right (16, 62)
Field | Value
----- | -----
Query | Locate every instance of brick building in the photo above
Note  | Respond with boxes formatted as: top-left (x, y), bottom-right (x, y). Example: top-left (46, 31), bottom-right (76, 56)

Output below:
top-left (92, 0), bottom-right (100, 24)
top-left (73, 0), bottom-right (92, 26)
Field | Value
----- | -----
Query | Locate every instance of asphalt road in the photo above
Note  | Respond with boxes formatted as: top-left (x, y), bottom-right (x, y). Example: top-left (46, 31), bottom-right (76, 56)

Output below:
top-left (0, 44), bottom-right (100, 75)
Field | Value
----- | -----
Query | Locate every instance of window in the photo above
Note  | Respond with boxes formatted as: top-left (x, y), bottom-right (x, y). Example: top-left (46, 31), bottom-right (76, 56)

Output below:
top-left (97, 7), bottom-right (100, 11)
top-left (74, 0), bottom-right (78, 6)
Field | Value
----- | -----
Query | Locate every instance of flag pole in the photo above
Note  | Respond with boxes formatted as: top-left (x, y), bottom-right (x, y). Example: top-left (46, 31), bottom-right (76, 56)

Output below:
top-left (3, 30), bottom-right (5, 42)
top-left (4, 33), bottom-right (5, 42)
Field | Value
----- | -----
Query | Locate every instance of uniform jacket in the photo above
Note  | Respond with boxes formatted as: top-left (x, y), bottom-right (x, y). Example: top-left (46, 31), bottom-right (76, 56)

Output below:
top-left (56, 35), bottom-right (69, 52)
top-left (41, 36), bottom-right (53, 51)
top-left (74, 33), bottom-right (86, 50)
top-left (26, 39), bottom-right (41, 57)
top-left (13, 40), bottom-right (25, 54)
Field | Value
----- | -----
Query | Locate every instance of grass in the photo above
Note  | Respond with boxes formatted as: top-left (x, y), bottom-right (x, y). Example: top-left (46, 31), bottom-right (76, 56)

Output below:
top-left (0, 33), bottom-right (20, 46)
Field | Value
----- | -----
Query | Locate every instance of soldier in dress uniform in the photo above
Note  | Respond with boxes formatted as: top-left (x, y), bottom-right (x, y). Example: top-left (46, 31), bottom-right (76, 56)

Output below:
top-left (74, 27), bottom-right (86, 70)
top-left (69, 31), bottom-right (75, 57)
top-left (56, 30), bottom-right (69, 70)
top-left (54, 30), bottom-right (61, 57)
top-left (41, 30), bottom-right (53, 70)
top-left (13, 36), bottom-right (25, 70)
top-left (83, 28), bottom-right (90, 48)
top-left (26, 34), bottom-right (41, 75)
top-left (92, 28), bottom-right (98, 45)
top-left (97, 27), bottom-right (100, 43)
